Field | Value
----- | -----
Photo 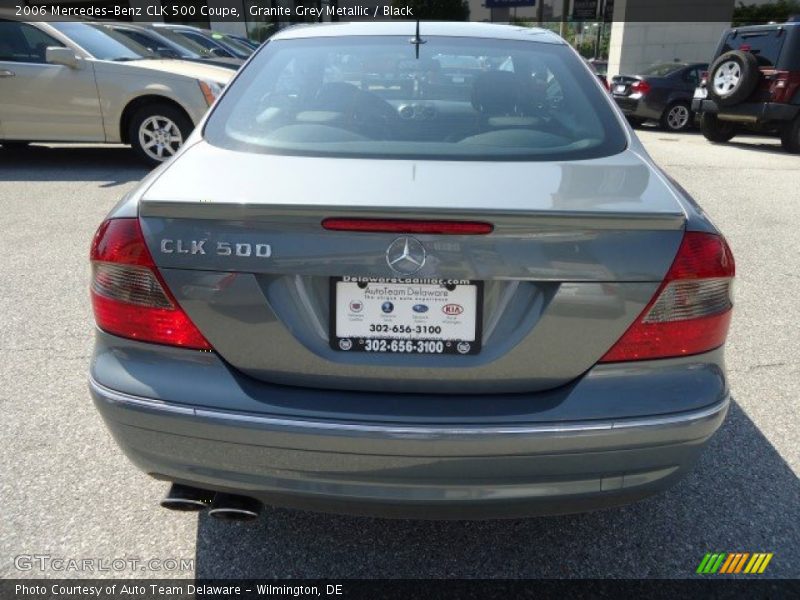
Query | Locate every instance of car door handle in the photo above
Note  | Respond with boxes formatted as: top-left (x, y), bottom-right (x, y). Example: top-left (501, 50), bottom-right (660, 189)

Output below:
top-left (0, 70), bottom-right (15, 78)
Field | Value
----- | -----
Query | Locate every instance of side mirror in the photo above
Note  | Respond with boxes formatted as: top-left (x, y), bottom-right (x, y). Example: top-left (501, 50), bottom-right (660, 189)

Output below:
top-left (209, 47), bottom-right (227, 58)
top-left (46, 47), bottom-right (79, 68)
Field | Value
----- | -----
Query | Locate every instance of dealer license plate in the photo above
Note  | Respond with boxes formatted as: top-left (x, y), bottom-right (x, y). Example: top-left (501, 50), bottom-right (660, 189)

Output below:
top-left (614, 84), bottom-right (627, 94)
top-left (331, 277), bottom-right (482, 355)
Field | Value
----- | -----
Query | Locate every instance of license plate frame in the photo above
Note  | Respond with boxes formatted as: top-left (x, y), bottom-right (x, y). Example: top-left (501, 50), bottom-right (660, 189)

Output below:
top-left (329, 277), bottom-right (483, 355)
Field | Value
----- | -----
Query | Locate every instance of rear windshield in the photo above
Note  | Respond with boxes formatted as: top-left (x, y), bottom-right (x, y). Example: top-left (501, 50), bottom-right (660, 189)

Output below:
top-left (641, 63), bottom-right (685, 77)
top-left (721, 29), bottom-right (785, 67)
top-left (204, 36), bottom-right (627, 161)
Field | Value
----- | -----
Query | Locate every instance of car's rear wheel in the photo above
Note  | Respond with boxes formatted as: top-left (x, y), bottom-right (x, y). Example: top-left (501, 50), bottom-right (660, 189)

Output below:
top-left (780, 115), bottom-right (800, 154)
top-left (129, 103), bottom-right (193, 167)
top-left (626, 116), bottom-right (644, 128)
top-left (661, 102), bottom-right (692, 132)
top-left (700, 113), bottom-right (737, 143)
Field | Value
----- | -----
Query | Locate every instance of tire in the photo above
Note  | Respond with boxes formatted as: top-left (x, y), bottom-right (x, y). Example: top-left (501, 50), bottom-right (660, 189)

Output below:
top-left (700, 113), bottom-right (737, 143)
top-left (706, 50), bottom-right (760, 107)
top-left (626, 116), bottom-right (644, 128)
top-left (780, 115), bottom-right (800, 154)
top-left (660, 101), bottom-right (692, 132)
top-left (128, 103), bottom-right (194, 167)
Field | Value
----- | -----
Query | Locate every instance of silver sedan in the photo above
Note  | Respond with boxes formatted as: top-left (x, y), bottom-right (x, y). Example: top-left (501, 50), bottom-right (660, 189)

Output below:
top-left (0, 17), bottom-right (232, 164)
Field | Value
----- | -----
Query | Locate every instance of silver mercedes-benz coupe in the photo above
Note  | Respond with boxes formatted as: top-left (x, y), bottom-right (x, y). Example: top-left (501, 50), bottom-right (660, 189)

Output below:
top-left (89, 22), bottom-right (735, 520)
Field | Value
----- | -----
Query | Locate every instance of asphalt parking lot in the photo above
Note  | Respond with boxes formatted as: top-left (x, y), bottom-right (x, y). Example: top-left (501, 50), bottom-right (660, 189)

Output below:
top-left (0, 131), bottom-right (798, 579)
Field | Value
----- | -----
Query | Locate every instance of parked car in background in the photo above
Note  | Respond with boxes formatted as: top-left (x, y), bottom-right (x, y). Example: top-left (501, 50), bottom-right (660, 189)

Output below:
top-left (585, 58), bottom-right (609, 90)
top-left (150, 24), bottom-right (255, 60)
top-left (143, 24), bottom-right (248, 64)
top-left (209, 31), bottom-right (258, 56)
top-left (226, 33), bottom-right (260, 52)
top-left (88, 22), bottom-right (734, 521)
top-left (0, 17), bottom-right (233, 165)
top-left (98, 22), bottom-right (243, 70)
top-left (588, 58), bottom-right (608, 78)
top-left (692, 21), bottom-right (800, 153)
top-left (612, 62), bottom-right (708, 131)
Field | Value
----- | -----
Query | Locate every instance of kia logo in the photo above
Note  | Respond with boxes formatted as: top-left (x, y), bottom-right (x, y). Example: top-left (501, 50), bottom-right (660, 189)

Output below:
top-left (442, 304), bottom-right (464, 316)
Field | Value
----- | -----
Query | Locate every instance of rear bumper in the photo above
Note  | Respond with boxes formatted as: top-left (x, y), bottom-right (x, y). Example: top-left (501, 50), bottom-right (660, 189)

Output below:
top-left (692, 99), bottom-right (800, 123)
top-left (90, 334), bottom-right (730, 518)
top-left (613, 95), bottom-right (663, 120)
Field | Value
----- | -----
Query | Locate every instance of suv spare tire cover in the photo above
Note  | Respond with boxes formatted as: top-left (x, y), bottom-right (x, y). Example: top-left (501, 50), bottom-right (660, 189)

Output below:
top-left (707, 50), bottom-right (761, 107)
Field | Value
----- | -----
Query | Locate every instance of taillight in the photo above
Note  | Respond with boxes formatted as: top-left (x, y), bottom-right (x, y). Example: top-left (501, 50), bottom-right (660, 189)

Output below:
top-left (630, 80), bottom-right (651, 95)
top-left (322, 218), bottom-right (493, 235)
top-left (599, 232), bottom-right (734, 362)
top-left (700, 71), bottom-right (709, 86)
top-left (90, 218), bottom-right (212, 350)
top-left (768, 70), bottom-right (792, 102)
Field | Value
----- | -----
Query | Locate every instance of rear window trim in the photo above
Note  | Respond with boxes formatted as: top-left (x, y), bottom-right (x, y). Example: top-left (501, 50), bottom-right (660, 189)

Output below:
top-left (720, 26), bottom-right (788, 68)
top-left (201, 35), bottom-right (629, 163)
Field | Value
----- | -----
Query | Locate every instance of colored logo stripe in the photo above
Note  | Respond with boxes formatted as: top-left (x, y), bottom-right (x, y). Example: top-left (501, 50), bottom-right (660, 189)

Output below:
top-left (696, 553), bottom-right (713, 573)
top-left (697, 553), bottom-right (773, 574)
top-left (745, 553), bottom-right (774, 574)
top-left (697, 553), bottom-right (726, 573)
top-left (719, 553), bottom-right (737, 573)
top-left (720, 553), bottom-right (747, 573)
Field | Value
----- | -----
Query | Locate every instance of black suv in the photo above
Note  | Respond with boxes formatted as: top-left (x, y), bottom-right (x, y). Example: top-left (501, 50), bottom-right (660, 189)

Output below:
top-left (692, 22), bottom-right (800, 152)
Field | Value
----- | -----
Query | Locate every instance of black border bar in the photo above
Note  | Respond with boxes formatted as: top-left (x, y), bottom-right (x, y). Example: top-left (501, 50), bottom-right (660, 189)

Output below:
top-left (2, 0), bottom-right (794, 24)
top-left (3, 579), bottom-right (799, 600)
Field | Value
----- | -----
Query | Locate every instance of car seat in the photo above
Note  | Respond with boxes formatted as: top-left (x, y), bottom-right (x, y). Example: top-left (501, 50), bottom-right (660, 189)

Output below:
top-left (471, 70), bottom-right (541, 129)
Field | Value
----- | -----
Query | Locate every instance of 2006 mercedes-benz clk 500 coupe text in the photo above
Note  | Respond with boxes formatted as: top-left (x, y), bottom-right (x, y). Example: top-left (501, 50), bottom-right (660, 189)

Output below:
top-left (88, 22), bottom-right (735, 521)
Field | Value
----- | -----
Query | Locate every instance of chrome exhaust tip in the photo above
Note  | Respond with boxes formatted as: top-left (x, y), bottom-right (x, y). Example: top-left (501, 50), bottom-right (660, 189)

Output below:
top-left (208, 493), bottom-right (262, 522)
top-left (160, 483), bottom-right (214, 512)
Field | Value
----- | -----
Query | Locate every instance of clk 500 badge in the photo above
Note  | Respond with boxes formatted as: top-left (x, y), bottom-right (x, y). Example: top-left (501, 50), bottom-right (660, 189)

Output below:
top-left (160, 239), bottom-right (272, 257)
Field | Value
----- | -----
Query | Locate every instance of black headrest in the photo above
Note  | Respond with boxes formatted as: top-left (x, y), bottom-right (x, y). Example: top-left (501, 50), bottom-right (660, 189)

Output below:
top-left (313, 82), bottom-right (361, 111)
top-left (471, 71), bottom-right (520, 116)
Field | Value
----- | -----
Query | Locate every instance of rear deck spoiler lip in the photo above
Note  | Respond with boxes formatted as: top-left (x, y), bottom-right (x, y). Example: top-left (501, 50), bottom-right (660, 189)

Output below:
top-left (138, 202), bottom-right (686, 232)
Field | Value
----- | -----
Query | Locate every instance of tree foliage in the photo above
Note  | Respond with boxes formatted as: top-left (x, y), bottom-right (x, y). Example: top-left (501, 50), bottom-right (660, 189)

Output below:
top-left (733, 0), bottom-right (800, 25)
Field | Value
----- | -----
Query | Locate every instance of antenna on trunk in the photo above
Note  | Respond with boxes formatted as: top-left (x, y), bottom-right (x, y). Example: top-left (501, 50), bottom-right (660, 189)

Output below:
top-left (409, 19), bottom-right (426, 59)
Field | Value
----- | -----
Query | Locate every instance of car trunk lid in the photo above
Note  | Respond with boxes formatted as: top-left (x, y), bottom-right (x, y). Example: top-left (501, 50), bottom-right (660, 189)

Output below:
top-left (136, 142), bottom-right (686, 393)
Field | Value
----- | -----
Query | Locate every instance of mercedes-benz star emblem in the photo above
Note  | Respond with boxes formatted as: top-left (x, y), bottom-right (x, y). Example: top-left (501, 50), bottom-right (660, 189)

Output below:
top-left (386, 237), bottom-right (426, 275)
